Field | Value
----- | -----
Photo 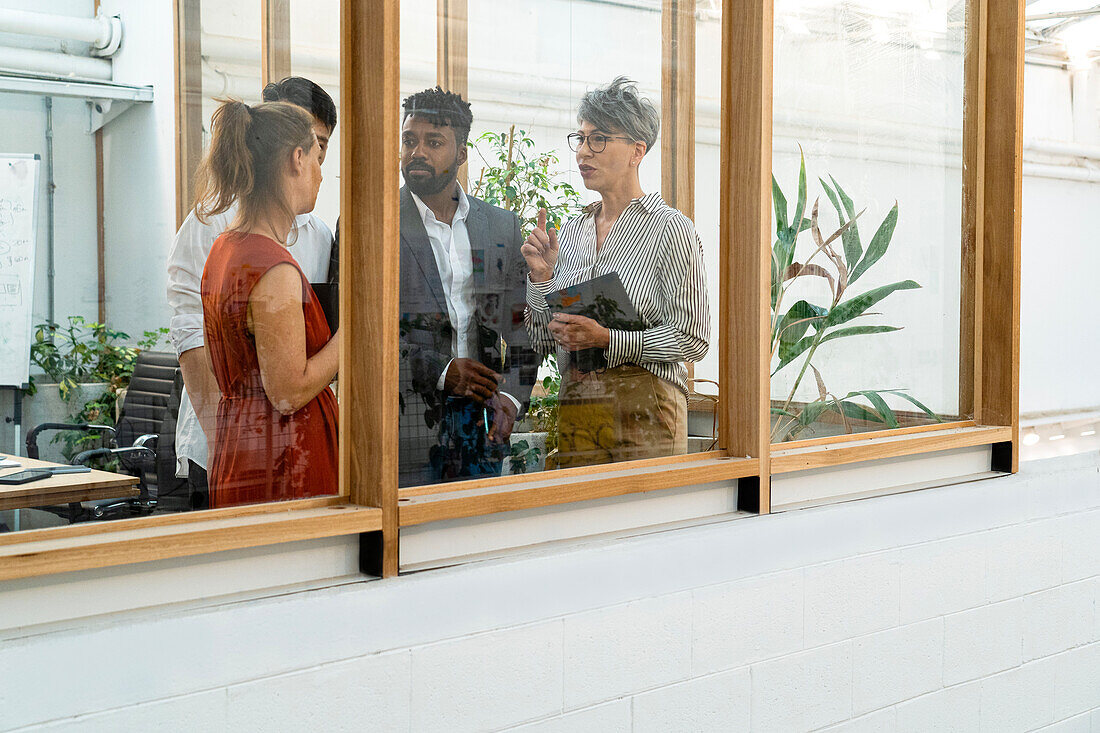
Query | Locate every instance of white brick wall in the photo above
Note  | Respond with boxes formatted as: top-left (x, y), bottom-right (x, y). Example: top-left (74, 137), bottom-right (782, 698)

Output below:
top-left (2, 452), bottom-right (1099, 732)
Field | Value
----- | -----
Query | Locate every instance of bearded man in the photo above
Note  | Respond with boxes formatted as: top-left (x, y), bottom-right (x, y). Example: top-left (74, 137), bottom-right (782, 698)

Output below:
top-left (397, 87), bottom-right (537, 487)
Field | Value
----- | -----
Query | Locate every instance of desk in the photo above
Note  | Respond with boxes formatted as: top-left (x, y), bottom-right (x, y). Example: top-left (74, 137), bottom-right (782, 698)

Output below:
top-left (0, 453), bottom-right (139, 512)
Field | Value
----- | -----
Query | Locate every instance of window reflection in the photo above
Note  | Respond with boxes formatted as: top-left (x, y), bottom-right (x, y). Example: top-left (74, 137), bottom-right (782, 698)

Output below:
top-left (398, 76), bottom-right (711, 487)
top-left (175, 80), bottom-right (340, 508)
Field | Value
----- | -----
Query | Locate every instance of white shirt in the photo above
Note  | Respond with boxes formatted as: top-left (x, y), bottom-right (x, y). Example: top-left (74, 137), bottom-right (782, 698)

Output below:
top-left (409, 186), bottom-right (475, 364)
top-left (166, 203), bottom-right (333, 473)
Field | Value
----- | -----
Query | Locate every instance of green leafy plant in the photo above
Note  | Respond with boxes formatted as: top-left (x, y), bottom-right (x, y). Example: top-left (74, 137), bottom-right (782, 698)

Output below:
top-left (469, 126), bottom-right (574, 468)
top-left (469, 125), bottom-right (583, 235)
top-left (28, 316), bottom-right (168, 459)
top-left (770, 151), bottom-right (941, 442)
top-left (508, 439), bottom-right (540, 475)
top-left (526, 355), bottom-right (561, 446)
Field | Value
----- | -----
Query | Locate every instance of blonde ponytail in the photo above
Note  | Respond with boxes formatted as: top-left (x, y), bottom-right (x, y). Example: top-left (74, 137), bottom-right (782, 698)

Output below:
top-left (192, 99), bottom-right (314, 234)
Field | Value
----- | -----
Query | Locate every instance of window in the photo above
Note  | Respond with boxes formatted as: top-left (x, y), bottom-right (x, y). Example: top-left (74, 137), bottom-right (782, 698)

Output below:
top-left (770, 0), bottom-right (968, 444)
top-left (0, 0), bottom-right (1023, 580)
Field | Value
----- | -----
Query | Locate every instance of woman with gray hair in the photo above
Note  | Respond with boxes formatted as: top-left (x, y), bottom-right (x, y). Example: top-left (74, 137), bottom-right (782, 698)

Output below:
top-left (523, 76), bottom-right (710, 468)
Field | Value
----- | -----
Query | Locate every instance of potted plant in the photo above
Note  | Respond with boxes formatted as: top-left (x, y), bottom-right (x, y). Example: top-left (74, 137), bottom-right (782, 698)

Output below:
top-left (23, 316), bottom-right (168, 462)
top-left (468, 127), bottom-right (580, 472)
top-left (509, 355), bottom-right (561, 474)
top-left (770, 151), bottom-right (941, 442)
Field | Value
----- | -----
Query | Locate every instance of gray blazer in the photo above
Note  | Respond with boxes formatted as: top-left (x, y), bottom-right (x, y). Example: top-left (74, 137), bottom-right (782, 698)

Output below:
top-left (398, 186), bottom-right (537, 484)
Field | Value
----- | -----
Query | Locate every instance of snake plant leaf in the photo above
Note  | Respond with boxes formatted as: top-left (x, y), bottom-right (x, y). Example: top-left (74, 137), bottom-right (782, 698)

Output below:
top-left (798, 398), bottom-right (832, 426)
top-left (773, 175), bottom-right (789, 234)
top-left (773, 334), bottom-right (814, 374)
top-left (850, 203), bottom-right (899, 284)
top-left (812, 364), bottom-right (828, 401)
top-left (783, 262), bottom-right (836, 295)
top-left (880, 389), bottom-right (944, 422)
top-left (799, 217), bottom-right (812, 232)
top-left (828, 175), bottom-right (864, 268)
top-left (838, 399), bottom-right (884, 424)
top-left (771, 252), bottom-right (783, 309)
top-left (853, 390), bottom-right (900, 429)
top-left (776, 300), bottom-right (828, 360)
top-left (824, 280), bottom-right (920, 327)
top-left (774, 325), bottom-right (902, 374)
top-left (818, 325), bottom-right (903, 345)
top-left (793, 151), bottom-right (808, 238)
top-left (818, 393), bottom-right (849, 433)
top-left (820, 177), bottom-right (843, 222)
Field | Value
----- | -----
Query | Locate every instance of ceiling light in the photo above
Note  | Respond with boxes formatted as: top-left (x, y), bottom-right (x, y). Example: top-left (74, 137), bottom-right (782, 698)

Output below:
top-left (1023, 430), bottom-right (1040, 446)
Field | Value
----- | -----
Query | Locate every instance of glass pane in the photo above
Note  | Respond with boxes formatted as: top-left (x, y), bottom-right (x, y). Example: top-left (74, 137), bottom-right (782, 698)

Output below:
top-left (290, 0), bottom-right (340, 229)
top-left (398, 0), bottom-right (715, 487)
top-left (691, 1), bottom-right (724, 449)
top-left (0, 1), bottom-right (341, 534)
top-left (769, 0), bottom-right (967, 443)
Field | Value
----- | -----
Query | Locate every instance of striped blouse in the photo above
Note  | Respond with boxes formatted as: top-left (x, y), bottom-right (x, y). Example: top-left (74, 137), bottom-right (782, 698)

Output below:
top-left (524, 192), bottom-right (710, 394)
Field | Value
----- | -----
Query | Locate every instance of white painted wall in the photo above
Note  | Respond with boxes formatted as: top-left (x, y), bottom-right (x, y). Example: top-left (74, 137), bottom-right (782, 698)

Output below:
top-left (0, 90), bottom-right (98, 330)
top-left (0, 450), bottom-right (1097, 731)
top-left (97, 0), bottom-right (177, 342)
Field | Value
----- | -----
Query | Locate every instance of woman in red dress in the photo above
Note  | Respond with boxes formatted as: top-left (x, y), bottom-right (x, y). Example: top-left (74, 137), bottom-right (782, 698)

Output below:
top-left (192, 99), bottom-right (339, 508)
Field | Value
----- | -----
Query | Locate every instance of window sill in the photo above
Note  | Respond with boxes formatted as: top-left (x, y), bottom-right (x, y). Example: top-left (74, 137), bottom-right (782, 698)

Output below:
top-left (0, 501), bottom-right (382, 582)
top-left (398, 455), bottom-right (760, 526)
top-left (770, 424), bottom-right (1012, 473)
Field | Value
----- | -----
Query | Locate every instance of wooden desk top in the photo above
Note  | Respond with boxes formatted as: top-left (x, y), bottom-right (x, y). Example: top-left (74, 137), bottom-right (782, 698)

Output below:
top-left (0, 453), bottom-right (140, 512)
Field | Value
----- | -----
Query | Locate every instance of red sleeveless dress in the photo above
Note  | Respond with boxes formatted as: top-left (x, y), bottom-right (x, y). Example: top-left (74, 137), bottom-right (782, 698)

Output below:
top-left (201, 232), bottom-right (338, 508)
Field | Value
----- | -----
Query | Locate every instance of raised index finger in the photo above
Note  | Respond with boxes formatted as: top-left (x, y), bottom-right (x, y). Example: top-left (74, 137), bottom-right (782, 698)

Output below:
top-left (536, 208), bottom-right (547, 232)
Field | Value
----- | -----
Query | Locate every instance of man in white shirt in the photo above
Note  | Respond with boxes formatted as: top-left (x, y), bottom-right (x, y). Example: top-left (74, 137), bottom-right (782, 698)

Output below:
top-left (166, 77), bottom-right (337, 505)
top-left (398, 87), bottom-right (537, 487)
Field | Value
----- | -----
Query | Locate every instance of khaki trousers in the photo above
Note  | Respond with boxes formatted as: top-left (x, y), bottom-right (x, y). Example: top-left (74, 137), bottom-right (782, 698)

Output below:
top-left (552, 364), bottom-right (688, 469)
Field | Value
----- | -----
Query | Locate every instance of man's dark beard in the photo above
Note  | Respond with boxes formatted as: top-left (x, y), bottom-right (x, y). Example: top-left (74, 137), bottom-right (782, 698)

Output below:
top-left (402, 159), bottom-right (458, 197)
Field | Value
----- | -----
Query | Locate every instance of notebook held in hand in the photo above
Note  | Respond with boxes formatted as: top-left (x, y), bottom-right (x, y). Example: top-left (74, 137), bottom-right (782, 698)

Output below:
top-left (545, 272), bottom-right (644, 372)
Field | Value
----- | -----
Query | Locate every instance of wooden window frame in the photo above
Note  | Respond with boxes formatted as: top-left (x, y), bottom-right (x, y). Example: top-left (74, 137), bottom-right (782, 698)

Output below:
top-left (0, 0), bottom-right (1023, 581)
top-left (387, 0), bottom-right (1022, 532)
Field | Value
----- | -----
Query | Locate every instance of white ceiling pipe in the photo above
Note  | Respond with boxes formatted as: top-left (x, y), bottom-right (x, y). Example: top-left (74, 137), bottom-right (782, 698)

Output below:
top-left (1024, 162), bottom-right (1100, 182)
top-left (1026, 138), bottom-right (1100, 161)
top-left (0, 45), bottom-right (111, 80)
top-left (201, 34), bottom-right (337, 77)
top-left (0, 9), bottom-right (121, 56)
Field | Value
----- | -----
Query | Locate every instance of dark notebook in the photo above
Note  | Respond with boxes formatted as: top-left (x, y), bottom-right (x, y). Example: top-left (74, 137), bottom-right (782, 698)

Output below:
top-left (311, 282), bottom-right (339, 334)
top-left (545, 272), bottom-right (644, 372)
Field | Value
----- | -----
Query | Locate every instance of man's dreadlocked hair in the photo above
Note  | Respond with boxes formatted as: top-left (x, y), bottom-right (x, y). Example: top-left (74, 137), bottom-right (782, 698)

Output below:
top-left (402, 86), bottom-right (473, 147)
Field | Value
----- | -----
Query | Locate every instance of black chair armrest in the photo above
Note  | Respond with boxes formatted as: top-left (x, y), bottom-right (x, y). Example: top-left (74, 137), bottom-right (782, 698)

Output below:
top-left (132, 434), bottom-right (159, 450)
top-left (26, 423), bottom-right (117, 459)
top-left (72, 445), bottom-right (155, 466)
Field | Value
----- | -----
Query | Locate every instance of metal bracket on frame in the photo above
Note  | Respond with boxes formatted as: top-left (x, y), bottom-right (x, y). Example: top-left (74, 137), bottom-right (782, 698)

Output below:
top-left (86, 98), bottom-right (135, 134)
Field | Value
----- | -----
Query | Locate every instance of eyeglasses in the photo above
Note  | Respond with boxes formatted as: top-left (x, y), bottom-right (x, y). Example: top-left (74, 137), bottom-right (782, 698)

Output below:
top-left (567, 132), bottom-right (636, 153)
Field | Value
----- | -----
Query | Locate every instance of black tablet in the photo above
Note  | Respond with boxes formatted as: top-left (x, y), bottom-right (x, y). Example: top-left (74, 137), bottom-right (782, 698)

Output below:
top-left (0, 469), bottom-right (53, 485)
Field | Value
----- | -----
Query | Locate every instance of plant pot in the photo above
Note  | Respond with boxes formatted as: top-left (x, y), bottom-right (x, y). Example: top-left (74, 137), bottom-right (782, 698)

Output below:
top-left (504, 431), bottom-right (549, 475)
top-left (20, 382), bottom-right (109, 463)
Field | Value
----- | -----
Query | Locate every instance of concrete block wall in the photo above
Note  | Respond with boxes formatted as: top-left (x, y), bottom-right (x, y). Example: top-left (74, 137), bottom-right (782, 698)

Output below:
top-left (1, 451), bottom-right (1098, 732)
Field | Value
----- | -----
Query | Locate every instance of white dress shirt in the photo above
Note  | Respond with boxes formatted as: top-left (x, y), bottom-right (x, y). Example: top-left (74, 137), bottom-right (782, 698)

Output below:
top-left (409, 186), bottom-right (476, 369)
top-left (166, 203), bottom-right (333, 474)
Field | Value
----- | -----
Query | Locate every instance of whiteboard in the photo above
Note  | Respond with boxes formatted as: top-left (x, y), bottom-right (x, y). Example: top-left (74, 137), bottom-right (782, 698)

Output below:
top-left (0, 154), bottom-right (40, 387)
